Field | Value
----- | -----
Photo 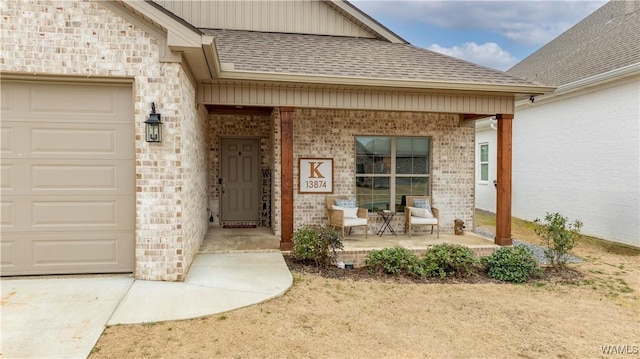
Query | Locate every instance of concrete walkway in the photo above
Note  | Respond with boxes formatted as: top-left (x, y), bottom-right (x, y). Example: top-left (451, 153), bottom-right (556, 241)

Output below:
top-left (1, 252), bottom-right (292, 359)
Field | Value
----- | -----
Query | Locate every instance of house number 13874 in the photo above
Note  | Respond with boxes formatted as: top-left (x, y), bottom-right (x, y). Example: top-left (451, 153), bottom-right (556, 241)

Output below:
top-left (304, 180), bottom-right (327, 189)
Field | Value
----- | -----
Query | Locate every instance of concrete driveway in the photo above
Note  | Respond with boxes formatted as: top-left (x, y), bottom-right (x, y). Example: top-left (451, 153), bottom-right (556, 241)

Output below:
top-left (1, 252), bottom-right (292, 358)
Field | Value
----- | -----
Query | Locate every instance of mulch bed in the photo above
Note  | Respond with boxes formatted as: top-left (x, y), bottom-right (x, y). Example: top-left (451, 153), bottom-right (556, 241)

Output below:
top-left (284, 256), bottom-right (583, 285)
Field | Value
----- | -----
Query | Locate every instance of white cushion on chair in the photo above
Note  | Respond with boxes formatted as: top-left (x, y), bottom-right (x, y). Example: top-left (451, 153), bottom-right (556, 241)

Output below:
top-left (407, 206), bottom-right (433, 218)
top-left (410, 216), bottom-right (438, 225)
top-left (332, 205), bottom-right (359, 219)
top-left (344, 217), bottom-right (367, 226)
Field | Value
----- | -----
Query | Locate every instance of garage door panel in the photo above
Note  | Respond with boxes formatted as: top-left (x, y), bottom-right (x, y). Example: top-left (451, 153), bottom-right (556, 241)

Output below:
top-left (1, 164), bottom-right (15, 191)
top-left (1, 83), bottom-right (15, 113)
top-left (2, 159), bottom-right (134, 195)
top-left (1, 126), bottom-right (15, 153)
top-left (1, 201), bottom-right (16, 228)
top-left (29, 84), bottom-right (122, 120)
top-left (2, 121), bottom-right (133, 159)
top-left (33, 238), bottom-right (122, 265)
top-left (1, 195), bottom-right (134, 232)
top-left (31, 127), bottom-right (118, 156)
top-left (1, 232), bottom-right (134, 276)
top-left (6, 81), bottom-right (132, 124)
top-left (32, 199), bottom-right (120, 228)
top-left (1, 81), bottom-right (134, 276)
top-left (1, 240), bottom-right (17, 267)
top-left (30, 161), bottom-right (133, 193)
top-left (32, 164), bottom-right (117, 190)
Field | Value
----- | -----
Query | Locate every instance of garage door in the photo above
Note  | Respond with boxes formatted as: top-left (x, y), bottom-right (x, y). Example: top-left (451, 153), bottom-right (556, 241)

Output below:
top-left (1, 80), bottom-right (135, 276)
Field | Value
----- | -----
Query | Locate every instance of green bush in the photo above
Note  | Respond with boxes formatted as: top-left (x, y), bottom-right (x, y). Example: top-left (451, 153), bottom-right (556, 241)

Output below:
top-left (533, 212), bottom-right (583, 269)
top-left (291, 225), bottom-right (343, 267)
top-left (365, 247), bottom-right (424, 276)
top-left (423, 244), bottom-right (479, 279)
top-left (482, 245), bottom-right (543, 283)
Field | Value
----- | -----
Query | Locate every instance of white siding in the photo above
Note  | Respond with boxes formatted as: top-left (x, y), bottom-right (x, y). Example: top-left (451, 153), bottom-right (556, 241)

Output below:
top-left (475, 120), bottom-right (497, 212)
top-left (512, 77), bottom-right (640, 247)
top-left (154, 0), bottom-right (376, 38)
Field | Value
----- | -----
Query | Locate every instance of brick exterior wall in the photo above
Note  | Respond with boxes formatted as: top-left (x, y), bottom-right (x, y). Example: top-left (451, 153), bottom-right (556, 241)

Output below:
top-left (291, 108), bottom-right (474, 234)
top-left (208, 108), bottom-right (475, 237)
top-left (179, 78), bottom-right (210, 281)
top-left (1, 0), bottom-right (209, 281)
top-left (3, 1), bottom-right (477, 279)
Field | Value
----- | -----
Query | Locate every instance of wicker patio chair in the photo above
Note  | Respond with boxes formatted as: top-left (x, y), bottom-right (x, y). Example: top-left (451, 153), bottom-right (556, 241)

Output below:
top-left (326, 195), bottom-right (368, 239)
top-left (404, 196), bottom-right (440, 238)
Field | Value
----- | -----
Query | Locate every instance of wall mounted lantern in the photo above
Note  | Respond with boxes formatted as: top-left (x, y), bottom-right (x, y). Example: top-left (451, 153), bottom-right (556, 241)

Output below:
top-left (145, 102), bottom-right (162, 142)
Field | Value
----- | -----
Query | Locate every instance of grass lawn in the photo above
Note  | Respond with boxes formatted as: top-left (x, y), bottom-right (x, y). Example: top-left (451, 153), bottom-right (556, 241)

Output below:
top-left (90, 212), bottom-right (639, 358)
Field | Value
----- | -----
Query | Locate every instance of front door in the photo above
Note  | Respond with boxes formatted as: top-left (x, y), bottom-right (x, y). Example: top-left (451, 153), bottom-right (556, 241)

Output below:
top-left (220, 138), bottom-right (260, 225)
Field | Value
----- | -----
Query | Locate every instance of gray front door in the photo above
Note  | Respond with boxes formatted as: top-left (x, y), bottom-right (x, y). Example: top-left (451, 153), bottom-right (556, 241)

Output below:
top-left (220, 138), bottom-right (260, 224)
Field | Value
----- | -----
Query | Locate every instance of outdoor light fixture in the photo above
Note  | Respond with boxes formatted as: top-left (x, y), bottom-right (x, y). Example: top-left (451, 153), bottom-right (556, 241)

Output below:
top-left (490, 117), bottom-right (498, 130)
top-left (528, 95), bottom-right (536, 104)
top-left (145, 102), bottom-right (162, 142)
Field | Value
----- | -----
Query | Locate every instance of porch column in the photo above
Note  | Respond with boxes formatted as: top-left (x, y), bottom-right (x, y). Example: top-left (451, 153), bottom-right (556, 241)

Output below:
top-left (495, 113), bottom-right (514, 246)
top-left (279, 107), bottom-right (294, 250)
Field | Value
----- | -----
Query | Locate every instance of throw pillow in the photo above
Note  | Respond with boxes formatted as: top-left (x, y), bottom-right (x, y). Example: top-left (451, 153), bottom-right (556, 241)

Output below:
top-left (408, 206), bottom-right (433, 218)
top-left (334, 198), bottom-right (356, 208)
top-left (412, 199), bottom-right (434, 217)
top-left (332, 205), bottom-right (359, 219)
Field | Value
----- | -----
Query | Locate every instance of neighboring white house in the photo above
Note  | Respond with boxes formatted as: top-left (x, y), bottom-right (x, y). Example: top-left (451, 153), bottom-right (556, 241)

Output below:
top-left (475, 0), bottom-right (640, 247)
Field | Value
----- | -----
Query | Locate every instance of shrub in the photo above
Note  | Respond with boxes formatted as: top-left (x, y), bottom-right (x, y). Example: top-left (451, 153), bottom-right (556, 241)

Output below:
top-left (365, 247), bottom-right (424, 276)
top-left (291, 225), bottom-right (343, 267)
top-left (533, 212), bottom-right (583, 269)
top-left (482, 245), bottom-right (543, 283)
top-left (423, 244), bottom-right (479, 279)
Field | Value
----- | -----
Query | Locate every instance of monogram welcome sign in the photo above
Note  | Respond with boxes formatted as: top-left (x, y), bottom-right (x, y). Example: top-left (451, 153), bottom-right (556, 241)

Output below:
top-left (298, 158), bottom-right (334, 193)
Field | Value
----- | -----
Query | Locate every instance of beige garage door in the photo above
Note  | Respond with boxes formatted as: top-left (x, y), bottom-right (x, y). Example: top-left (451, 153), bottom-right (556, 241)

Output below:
top-left (1, 80), bottom-right (135, 276)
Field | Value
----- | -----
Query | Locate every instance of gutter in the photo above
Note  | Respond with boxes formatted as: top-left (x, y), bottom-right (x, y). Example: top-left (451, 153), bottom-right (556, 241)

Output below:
top-left (516, 62), bottom-right (640, 107)
top-left (556, 62), bottom-right (640, 94)
top-left (215, 69), bottom-right (556, 95)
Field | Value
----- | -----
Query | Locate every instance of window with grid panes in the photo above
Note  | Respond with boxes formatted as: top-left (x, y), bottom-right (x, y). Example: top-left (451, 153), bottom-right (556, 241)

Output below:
top-left (355, 136), bottom-right (431, 213)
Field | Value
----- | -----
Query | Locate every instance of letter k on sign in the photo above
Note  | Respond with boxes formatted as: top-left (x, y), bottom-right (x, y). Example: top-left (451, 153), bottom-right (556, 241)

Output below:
top-left (309, 162), bottom-right (325, 178)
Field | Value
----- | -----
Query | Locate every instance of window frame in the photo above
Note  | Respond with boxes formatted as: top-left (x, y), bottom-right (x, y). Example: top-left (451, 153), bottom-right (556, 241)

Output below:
top-left (479, 142), bottom-right (489, 183)
top-left (355, 136), bottom-right (432, 213)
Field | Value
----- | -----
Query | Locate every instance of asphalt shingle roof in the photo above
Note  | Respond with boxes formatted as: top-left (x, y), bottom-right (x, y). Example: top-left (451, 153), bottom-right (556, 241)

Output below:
top-left (203, 29), bottom-right (537, 86)
top-left (507, 1), bottom-right (640, 87)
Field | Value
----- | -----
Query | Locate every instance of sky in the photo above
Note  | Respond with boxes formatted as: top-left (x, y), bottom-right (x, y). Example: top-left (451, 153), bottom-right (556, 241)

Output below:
top-left (350, 0), bottom-right (607, 71)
